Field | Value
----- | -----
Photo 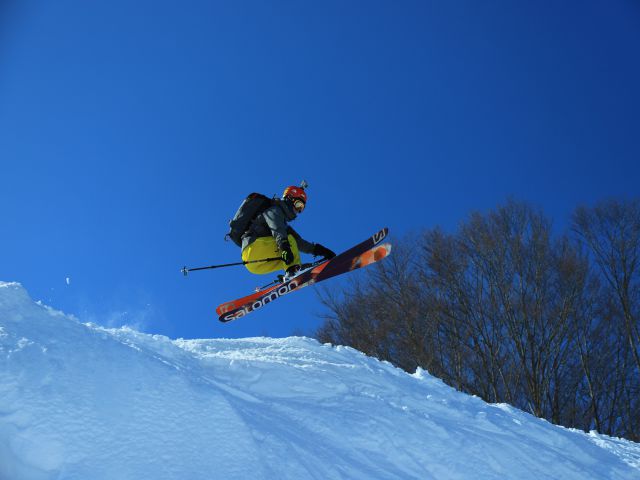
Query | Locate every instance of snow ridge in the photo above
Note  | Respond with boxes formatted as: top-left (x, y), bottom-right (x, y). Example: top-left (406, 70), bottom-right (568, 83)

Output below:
top-left (1, 281), bottom-right (639, 479)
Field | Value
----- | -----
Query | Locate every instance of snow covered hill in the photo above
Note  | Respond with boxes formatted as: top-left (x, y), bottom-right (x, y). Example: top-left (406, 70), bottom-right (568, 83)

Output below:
top-left (1, 281), bottom-right (639, 479)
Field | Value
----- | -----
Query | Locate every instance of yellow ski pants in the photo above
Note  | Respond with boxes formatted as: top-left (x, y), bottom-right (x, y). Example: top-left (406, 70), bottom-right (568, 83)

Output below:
top-left (241, 234), bottom-right (300, 274)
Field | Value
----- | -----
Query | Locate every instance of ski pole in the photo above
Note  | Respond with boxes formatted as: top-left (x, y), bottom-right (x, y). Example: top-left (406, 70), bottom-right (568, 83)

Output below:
top-left (181, 257), bottom-right (282, 276)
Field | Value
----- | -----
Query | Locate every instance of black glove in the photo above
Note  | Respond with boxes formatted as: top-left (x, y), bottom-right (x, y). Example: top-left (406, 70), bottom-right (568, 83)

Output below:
top-left (313, 243), bottom-right (336, 260)
top-left (280, 241), bottom-right (295, 265)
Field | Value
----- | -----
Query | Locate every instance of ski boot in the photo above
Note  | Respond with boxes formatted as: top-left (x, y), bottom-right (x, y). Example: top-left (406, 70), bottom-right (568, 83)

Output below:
top-left (280, 264), bottom-right (302, 283)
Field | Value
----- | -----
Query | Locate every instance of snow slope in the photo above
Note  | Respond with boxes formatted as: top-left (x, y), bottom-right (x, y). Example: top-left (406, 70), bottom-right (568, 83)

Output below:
top-left (1, 281), bottom-right (639, 480)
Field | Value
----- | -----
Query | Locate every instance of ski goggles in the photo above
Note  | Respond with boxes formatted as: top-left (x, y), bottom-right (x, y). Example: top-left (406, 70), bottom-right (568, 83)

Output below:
top-left (293, 199), bottom-right (306, 213)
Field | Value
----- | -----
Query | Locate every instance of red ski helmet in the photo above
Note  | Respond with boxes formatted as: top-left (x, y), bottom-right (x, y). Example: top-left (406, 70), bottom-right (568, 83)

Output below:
top-left (283, 186), bottom-right (307, 212)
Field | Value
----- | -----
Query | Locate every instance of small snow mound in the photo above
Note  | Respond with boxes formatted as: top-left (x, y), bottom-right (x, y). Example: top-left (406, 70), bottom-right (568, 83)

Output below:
top-left (0, 281), bottom-right (30, 304)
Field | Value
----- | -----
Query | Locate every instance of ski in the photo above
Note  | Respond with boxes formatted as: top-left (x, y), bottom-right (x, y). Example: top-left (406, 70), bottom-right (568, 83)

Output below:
top-left (216, 228), bottom-right (390, 322)
top-left (216, 227), bottom-right (388, 317)
top-left (218, 242), bottom-right (391, 323)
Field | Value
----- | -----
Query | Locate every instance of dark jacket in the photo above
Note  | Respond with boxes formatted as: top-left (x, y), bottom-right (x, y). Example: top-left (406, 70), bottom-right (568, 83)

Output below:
top-left (241, 198), bottom-right (315, 253)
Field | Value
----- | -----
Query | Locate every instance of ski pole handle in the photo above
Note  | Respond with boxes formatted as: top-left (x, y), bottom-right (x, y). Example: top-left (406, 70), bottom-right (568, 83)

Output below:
top-left (182, 256), bottom-right (282, 276)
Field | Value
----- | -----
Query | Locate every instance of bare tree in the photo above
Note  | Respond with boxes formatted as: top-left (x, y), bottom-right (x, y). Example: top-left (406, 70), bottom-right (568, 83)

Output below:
top-left (573, 199), bottom-right (640, 439)
top-left (573, 199), bottom-right (640, 374)
top-left (315, 198), bottom-right (640, 441)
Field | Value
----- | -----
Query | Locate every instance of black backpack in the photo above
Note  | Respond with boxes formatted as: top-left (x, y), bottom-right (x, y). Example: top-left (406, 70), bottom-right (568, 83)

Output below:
top-left (226, 193), bottom-right (274, 247)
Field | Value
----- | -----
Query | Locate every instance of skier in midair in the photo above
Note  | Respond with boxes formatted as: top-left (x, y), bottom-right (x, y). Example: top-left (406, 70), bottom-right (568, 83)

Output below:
top-left (237, 185), bottom-right (336, 279)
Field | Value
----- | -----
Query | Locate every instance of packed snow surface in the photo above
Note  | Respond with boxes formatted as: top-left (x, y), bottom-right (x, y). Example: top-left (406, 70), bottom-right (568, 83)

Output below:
top-left (1, 281), bottom-right (639, 479)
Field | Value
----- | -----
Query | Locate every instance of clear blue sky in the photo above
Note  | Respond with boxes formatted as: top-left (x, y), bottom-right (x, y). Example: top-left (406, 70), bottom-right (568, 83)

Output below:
top-left (2, 1), bottom-right (639, 339)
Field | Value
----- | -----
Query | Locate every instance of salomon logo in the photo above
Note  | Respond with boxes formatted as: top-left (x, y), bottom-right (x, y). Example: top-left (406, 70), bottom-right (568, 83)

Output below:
top-left (223, 279), bottom-right (300, 321)
top-left (372, 230), bottom-right (386, 245)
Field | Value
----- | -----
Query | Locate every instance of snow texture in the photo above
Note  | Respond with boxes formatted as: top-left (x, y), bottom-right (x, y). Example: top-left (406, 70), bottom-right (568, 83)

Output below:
top-left (1, 281), bottom-right (639, 479)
